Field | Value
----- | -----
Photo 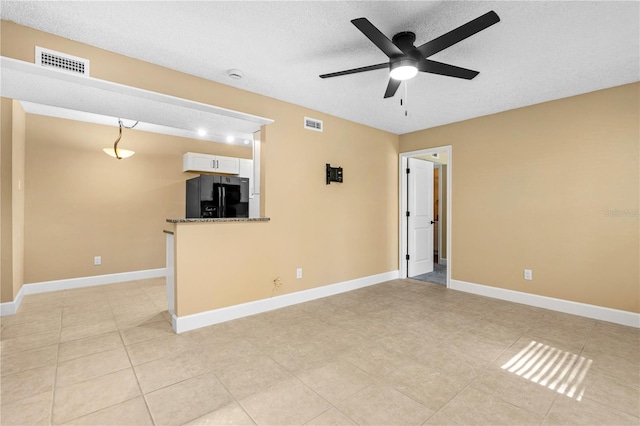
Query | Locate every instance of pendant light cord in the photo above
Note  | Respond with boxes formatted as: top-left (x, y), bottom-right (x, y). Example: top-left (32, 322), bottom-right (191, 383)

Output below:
top-left (113, 119), bottom-right (139, 160)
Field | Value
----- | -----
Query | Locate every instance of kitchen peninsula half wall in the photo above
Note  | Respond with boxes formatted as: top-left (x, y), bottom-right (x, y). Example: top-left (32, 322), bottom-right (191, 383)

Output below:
top-left (165, 217), bottom-right (273, 333)
top-left (164, 217), bottom-right (398, 334)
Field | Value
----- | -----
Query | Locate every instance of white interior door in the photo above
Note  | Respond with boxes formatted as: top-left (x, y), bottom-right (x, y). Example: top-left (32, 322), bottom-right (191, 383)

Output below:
top-left (407, 158), bottom-right (434, 276)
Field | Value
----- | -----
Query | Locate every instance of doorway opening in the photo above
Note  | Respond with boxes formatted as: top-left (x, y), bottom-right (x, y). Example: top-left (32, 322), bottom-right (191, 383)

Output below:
top-left (399, 146), bottom-right (451, 287)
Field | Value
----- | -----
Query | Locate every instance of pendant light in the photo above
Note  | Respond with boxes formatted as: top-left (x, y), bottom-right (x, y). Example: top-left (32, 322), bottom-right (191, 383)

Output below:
top-left (103, 118), bottom-right (138, 159)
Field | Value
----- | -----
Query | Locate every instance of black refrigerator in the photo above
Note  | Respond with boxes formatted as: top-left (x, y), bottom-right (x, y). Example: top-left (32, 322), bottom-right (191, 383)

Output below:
top-left (186, 175), bottom-right (249, 218)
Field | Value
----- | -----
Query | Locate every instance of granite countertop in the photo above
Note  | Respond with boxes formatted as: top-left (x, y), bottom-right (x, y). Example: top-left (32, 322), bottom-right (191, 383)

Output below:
top-left (166, 217), bottom-right (270, 223)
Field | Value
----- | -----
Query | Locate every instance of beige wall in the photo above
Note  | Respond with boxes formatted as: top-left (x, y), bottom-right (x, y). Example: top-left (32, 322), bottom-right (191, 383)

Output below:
top-left (401, 83), bottom-right (640, 313)
top-left (173, 117), bottom-right (399, 316)
top-left (24, 115), bottom-right (251, 283)
top-left (2, 21), bottom-right (399, 308)
top-left (0, 98), bottom-right (26, 302)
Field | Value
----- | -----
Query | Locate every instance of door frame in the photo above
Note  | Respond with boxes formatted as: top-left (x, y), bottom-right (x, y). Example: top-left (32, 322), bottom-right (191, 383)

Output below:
top-left (434, 163), bottom-right (442, 265)
top-left (399, 146), bottom-right (452, 287)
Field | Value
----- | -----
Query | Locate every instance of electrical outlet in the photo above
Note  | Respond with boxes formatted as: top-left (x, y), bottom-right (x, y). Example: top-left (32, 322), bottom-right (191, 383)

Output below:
top-left (524, 269), bottom-right (532, 280)
top-left (94, 256), bottom-right (101, 266)
top-left (296, 268), bottom-right (303, 279)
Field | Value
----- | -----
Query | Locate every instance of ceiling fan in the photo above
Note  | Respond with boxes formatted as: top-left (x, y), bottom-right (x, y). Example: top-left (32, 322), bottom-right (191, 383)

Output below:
top-left (320, 11), bottom-right (500, 98)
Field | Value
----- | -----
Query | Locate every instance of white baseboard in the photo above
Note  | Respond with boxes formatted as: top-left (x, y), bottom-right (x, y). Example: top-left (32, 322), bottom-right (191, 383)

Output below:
top-left (173, 270), bottom-right (400, 333)
top-left (0, 268), bottom-right (166, 316)
top-left (450, 279), bottom-right (640, 328)
top-left (0, 287), bottom-right (25, 316)
top-left (439, 258), bottom-right (447, 266)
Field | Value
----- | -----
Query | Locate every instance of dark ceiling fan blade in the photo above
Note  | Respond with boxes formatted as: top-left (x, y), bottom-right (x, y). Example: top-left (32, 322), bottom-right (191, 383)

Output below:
top-left (384, 78), bottom-right (401, 98)
top-left (351, 18), bottom-right (404, 58)
top-left (320, 62), bottom-right (389, 79)
top-left (417, 11), bottom-right (500, 58)
top-left (419, 59), bottom-right (479, 79)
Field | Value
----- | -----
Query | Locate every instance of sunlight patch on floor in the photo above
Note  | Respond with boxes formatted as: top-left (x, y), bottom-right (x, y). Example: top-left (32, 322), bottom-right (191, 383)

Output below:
top-left (501, 340), bottom-right (592, 401)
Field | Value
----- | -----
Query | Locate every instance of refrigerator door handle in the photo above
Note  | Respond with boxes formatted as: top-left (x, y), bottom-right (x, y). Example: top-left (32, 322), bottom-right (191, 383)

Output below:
top-left (222, 187), bottom-right (226, 217)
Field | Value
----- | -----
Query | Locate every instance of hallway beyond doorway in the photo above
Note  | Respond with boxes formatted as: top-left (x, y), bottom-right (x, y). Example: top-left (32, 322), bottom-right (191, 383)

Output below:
top-left (411, 263), bottom-right (447, 286)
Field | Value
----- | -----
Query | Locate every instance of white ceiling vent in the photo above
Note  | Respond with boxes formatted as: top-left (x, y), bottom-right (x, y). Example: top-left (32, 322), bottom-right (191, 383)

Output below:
top-left (304, 117), bottom-right (323, 132)
top-left (35, 46), bottom-right (90, 76)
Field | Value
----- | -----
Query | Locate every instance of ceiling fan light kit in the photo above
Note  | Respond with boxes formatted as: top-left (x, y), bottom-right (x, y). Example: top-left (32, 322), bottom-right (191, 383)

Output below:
top-left (320, 11), bottom-right (500, 98)
top-left (390, 58), bottom-right (418, 81)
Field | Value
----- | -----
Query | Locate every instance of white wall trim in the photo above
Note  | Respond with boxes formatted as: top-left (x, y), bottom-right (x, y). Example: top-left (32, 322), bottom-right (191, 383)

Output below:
top-left (0, 287), bottom-right (25, 316)
top-left (450, 279), bottom-right (640, 328)
top-left (0, 268), bottom-right (166, 316)
top-left (173, 270), bottom-right (400, 333)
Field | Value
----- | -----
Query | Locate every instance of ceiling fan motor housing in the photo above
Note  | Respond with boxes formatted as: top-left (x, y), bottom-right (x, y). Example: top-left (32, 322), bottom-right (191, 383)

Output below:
top-left (392, 31), bottom-right (417, 53)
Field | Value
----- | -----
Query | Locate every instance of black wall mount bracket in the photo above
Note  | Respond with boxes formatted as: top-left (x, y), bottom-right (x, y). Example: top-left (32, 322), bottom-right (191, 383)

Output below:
top-left (326, 164), bottom-right (343, 185)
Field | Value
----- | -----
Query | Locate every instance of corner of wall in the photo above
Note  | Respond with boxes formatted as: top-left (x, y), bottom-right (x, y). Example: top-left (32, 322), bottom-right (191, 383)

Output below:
top-left (0, 97), bottom-right (26, 304)
top-left (12, 99), bottom-right (26, 300)
top-left (1, 97), bottom-right (14, 303)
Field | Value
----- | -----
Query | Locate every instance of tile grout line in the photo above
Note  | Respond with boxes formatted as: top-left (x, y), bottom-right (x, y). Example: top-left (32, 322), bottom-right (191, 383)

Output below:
top-left (207, 367), bottom-right (261, 426)
top-left (238, 335), bottom-right (361, 425)
top-left (413, 325), bottom-right (528, 424)
top-left (48, 301), bottom-right (64, 426)
top-left (54, 289), bottom-right (138, 425)
top-left (540, 392), bottom-right (561, 425)
top-left (116, 298), bottom-right (158, 426)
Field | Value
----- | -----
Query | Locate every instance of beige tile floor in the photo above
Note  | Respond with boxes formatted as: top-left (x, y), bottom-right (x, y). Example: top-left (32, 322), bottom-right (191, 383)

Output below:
top-left (1, 278), bottom-right (638, 425)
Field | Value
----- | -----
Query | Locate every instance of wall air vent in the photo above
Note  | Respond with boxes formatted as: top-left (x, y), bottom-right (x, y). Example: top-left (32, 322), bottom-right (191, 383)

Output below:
top-left (304, 117), bottom-right (323, 132)
top-left (35, 46), bottom-right (90, 76)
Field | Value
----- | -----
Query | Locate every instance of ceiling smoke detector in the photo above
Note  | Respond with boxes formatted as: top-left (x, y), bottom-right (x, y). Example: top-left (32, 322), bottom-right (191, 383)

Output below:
top-left (227, 69), bottom-right (244, 80)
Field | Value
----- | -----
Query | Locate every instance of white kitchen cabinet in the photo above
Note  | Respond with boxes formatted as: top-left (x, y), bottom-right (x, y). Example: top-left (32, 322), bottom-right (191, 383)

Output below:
top-left (215, 155), bottom-right (240, 174)
top-left (183, 152), bottom-right (240, 174)
top-left (239, 158), bottom-right (254, 199)
top-left (252, 139), bottom-right (261, 194)
top-left (238, 159), bottom-right (252, 178)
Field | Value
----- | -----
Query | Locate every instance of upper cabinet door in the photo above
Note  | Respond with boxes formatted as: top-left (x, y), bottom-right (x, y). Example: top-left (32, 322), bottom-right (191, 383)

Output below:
top-left (183, 152), bottom-right (216, 172)
top-left (183, 152), bottom-right (240, 174)
top-left (215, 155), bottom-right (240, 175)
top-left (238, 159), bottom-right (253, 179)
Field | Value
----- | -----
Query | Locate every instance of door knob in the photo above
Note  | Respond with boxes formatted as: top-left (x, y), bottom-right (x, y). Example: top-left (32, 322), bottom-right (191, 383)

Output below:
top-left (430, 220), bottom-right (435, 224)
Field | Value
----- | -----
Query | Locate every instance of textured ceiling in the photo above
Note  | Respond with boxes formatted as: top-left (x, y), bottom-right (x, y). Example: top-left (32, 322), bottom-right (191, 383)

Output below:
top-left (2, 1), bottom-right (639, 135)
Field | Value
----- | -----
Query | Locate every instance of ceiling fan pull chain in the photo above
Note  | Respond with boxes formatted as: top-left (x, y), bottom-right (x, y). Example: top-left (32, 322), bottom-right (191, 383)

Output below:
top-left (404, 81), bottom-right (408, 117)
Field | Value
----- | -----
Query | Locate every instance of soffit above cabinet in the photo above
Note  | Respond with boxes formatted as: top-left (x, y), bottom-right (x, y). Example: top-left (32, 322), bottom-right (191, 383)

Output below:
top-left (0, 56), bottom-right (274, 145)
